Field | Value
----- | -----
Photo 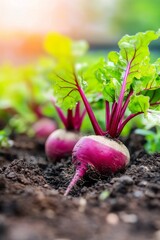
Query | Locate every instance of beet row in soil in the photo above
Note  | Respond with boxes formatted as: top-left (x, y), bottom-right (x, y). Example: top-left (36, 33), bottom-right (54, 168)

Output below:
top-left (0, 133), bottom-right (160, 240)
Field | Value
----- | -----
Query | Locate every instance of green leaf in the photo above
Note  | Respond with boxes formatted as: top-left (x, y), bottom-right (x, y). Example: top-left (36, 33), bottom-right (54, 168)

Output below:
top-left (44, 33), bottom-right (88, 60)
top-left (0, 130), bottom-right (12, 148)
top-left (136, 127), bottom-right (160, 154)
top-left (132, 65), bottom-right (157, 93)
top-left (118, 30), bottom-right (160, 88)
top-left (108, 51), bottom-right (119, 64)
top-left (82, 59), bottom-right (103, 94)
top-left (128, 95), bottom-right (150, 115)
top-left (94, 30), bottom-right (160, 104)
top-left (46, 35), bottom-right (90, 110)
top-left (154, 58), bottom-right (160, 74)
top-left (44, 33), bottom-right (72, 58)
top-left (0, 62), bottom-right (53, 135)
top-left (143, 88), bottom-right (160, 105)
top-left (46, 30), bottom-right (160, 135)
top-left (49, 61), bottom-right (82, 110)
top-left (94, 58), bottom-right (122, 102)
top-left (144, 110), bottom-right (160, 127)
top-left (103, 78), bottom-right (121, 102)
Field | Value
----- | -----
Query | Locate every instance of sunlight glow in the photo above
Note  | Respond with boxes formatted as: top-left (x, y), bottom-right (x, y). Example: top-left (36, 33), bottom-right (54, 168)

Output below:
top-left (0, 0), bottom-right (57, 33)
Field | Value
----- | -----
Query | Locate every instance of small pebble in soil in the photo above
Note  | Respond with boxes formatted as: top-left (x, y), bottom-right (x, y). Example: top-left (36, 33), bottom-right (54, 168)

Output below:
top-left (110, 177), bottom-right (119, 184)
top-left (25, 187), bottom-right (34, 195)
top-left (78, 197), bottom-right (87, 213)
top-left (111, 176), bottom-right (133, 194)
top-left (119, 212), bottom-right (138, 224)
top-left (137, 165), bottom-right (149, 172)
top-left (145, 190), bottom-right (156, 198)
top-left (44, 209), bottom-right (55, 219)
top-left (6, 172), bottom-right (17, 180)
top-left (48, 189), bottom-right (58, 196)
top-left (133, 190), bottom-right (144, 198)
top-left (80, 186), bottom-right (88, 194)
top-left (109, 197), bottom-right (127, 211)
top-left (35, 190), bottom-right (46, 201)
top-left (106, 213), bottom-right (119, 225)
top-left (138, 180), bottom-right (148, 187)
top-left (17, 174), bottom-right (30, 185)
top-left (118, 175), bottom-right (133, 185)
top-left (154, 230), bottom-right (160, 240)
top-left (111, 175), bottom-right (133, 185)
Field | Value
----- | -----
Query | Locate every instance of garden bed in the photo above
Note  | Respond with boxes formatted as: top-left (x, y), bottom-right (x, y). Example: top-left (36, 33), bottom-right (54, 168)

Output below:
top-left (0, 133), bottom-right (160, 240)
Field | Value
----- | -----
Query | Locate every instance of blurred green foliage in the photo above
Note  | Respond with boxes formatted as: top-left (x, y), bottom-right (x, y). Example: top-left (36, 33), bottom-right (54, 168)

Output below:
top-left (136, 127), bottom-right (160, 153)
top-left (0, 60), bottom-right (56, 134)
top-left (115, 0), bottom-right (160, 36)
top-left (0, 130), bottom-right (12, 148)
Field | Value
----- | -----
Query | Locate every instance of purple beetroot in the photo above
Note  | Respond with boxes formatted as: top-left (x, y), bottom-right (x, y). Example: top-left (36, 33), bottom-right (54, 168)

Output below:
top-left (64, 135), bottom-right (130, 196)
top-left (45, 129), bottom-right (82, 161)
top-left (62, 30), bottom-right (160, 195)
top-left (45, 101), bottom-right (86, 162)
top-left (32, 117), bottom-right (57, 139)
top-left (47, 31), bottom-right (160, 195)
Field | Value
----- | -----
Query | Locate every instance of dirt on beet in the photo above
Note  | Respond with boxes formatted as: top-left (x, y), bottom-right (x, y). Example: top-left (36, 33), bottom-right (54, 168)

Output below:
top-left (0, 133), bottom-right (160, 240)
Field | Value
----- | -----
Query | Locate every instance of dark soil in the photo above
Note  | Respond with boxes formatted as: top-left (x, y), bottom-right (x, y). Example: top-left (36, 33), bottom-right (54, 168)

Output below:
top-left (0, 133), bottom-right (160, 240)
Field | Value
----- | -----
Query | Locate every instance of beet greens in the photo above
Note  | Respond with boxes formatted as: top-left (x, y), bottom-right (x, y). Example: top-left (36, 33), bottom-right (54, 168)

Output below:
top-left (44, 32), bottom-right (89, 132)
top-left (51, 30), bottom-right (160, 139)
top-left (46, 31), bottom-right (160, 195)
top-left (44, 33), bottom-right (89, 161)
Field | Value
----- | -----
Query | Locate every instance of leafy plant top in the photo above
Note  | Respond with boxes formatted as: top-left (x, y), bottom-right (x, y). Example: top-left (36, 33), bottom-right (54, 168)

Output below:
top-left (48, 30), bottom-right (160, 138)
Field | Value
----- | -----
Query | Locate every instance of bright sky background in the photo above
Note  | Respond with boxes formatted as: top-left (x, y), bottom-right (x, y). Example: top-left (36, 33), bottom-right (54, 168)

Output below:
top-left (0, 0), bottom-right (59, 33)
top-left (0, 0), bottom-right (87, 34)
top-left (0, 0), bottom-right (116, 39)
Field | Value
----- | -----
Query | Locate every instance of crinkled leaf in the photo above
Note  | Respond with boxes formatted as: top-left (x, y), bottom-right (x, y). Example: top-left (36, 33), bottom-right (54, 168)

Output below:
top-left (103, 78), bottom-right (121, 102)
top-left (132, 65), bottom-right (157, 93)
top-left (118, 30), bottom-right (160, 89)
top-left (132, 58), bottom-right (160, 94)
top-left (128, 95), bottom-right (150, 115)
top-left (142, 88), bottom-right (160, 105)
top-left (154, 58), bottom-right (160, 74)
top-left (144, 110), bottom-right (160, 128)
top-left (94, 58), bottom-right (122, 102)
top-left (82, 59), bottom-right (103, 94)
top-left (94, 30), bottom-right (160, 103)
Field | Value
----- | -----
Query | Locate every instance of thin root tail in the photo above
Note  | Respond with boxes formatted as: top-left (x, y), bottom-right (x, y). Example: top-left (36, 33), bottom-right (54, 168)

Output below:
top-left (64, 164), bottom-right (87, 196)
